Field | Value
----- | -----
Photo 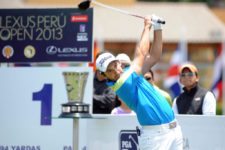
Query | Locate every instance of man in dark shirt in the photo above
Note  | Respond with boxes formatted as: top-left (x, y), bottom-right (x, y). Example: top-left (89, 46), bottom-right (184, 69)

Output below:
top-left (93, 69), bottom-right (117, 114)
top-left (172, 63), bottom-right (216, 115)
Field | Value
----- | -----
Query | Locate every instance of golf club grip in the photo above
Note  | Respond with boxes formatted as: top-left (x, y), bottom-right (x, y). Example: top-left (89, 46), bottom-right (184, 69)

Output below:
top-left (157, 20), bottom-right (166, 24)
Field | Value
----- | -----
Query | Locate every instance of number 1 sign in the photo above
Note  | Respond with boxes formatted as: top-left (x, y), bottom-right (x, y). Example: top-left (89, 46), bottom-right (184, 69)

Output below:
top-left (0, 67), bottom-right (93, 149)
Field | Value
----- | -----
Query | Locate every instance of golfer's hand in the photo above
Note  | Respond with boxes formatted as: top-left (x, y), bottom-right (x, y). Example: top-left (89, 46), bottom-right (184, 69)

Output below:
top-left (144, 15), bottom-right (152, 29)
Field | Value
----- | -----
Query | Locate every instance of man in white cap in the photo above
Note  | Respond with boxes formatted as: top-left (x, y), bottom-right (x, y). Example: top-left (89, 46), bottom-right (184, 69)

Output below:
top-left (96, 15), bottom-right (183, 150)
top-left (116, 53), bottom-right (131, 68)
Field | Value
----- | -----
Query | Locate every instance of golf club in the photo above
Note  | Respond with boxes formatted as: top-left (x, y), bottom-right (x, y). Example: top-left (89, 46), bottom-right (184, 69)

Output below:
top-left (78, 0), bottom-right (166, 24)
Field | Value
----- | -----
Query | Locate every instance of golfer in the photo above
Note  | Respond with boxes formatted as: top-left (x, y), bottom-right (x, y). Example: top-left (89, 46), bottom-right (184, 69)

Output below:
top-left (96, 15), bottom-right (183, 150)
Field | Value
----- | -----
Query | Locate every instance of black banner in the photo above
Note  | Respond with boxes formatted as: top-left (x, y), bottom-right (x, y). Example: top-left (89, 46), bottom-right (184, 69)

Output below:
top-left (0, 8), bottom-right (93, 62)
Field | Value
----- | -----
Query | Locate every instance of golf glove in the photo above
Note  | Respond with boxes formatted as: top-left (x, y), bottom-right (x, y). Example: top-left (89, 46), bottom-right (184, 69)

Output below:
top-left (151, 14), bottom-right (163, 30)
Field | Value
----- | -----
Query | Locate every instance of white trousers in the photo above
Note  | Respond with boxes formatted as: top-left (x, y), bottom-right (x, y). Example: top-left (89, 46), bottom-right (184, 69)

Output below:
top-left (138, 121), bottom-right (183, 150)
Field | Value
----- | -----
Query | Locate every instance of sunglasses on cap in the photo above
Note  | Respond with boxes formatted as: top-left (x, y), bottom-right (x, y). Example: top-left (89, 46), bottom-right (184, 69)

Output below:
top-left (180, 72), bottom-right (195, 77)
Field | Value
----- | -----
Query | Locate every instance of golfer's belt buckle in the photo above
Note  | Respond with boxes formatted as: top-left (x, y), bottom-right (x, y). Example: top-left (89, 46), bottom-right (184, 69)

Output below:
top-left (169, 122), bottom-right (177, 129)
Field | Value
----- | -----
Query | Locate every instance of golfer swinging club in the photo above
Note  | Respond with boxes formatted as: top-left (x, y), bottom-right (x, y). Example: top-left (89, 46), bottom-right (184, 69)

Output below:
top-left (96, 15), bottom-right (183, 150)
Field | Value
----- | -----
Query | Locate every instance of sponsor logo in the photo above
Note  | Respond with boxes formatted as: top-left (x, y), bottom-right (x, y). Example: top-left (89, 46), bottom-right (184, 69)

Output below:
top-left (24, 45), bottom-right (36, 59)
top-left (46, 46), bottom-right (58, 55)
top-left (99, 55), bottom-right (112, 67)
top-left (46, 46), bottom-right (88, 55)
top-left (71, 15), bottom-right (88, 22)
top-left (80, 24), bottom-right (86, 32)
top-left (195, 97), bottom-right (201, 101)
top-left (77, 24), bottom-right (88, 41)
top-left (77, 33), bottom-right (88, 41)
top-left (2, 45), bottom-right (14, 59)
top-left (120, 130), bottom-right (139, 150)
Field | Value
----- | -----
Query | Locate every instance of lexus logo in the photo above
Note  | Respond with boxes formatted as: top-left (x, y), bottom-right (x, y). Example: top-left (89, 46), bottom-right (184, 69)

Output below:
top-left (46, 46), bottom-right (57, 55)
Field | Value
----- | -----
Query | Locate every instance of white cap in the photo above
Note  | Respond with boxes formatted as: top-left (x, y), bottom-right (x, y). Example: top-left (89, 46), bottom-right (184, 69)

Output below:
top-left (96, 52), bottom-right (117, 72)
top-left (116, 53), bottom-right (131, 65)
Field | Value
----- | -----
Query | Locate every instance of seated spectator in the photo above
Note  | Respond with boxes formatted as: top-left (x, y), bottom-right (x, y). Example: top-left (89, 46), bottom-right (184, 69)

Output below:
top-left (172, 63), bottom-right (216, 115)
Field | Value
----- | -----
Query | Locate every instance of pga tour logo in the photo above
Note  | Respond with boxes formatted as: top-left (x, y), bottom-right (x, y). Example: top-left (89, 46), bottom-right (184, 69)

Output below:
top-left (120, 130), bottom-right (139, 150)
top-left (80, 24), bottom-right (86, 32)
top-left (77, 24), bottom-right (88, 41)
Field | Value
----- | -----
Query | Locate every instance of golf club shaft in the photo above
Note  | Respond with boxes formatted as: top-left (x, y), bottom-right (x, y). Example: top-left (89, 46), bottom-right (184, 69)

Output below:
top-left (92, 0), bottom-right (145, 19)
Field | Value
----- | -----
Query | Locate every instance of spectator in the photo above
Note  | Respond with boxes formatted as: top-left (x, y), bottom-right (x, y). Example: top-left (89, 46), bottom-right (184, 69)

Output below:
top-left (111, 53), bottom-right (135, 115)
top-left (172, 63), bottom-right (216, 115)
top-left (111, 96), bottom-right (136, 115)
top-left (93, 57), bottom-right (117, 114)
top-left (144, 69), bottom-right (172, 106)
top-left (116, 53), bottom-right (131, 68)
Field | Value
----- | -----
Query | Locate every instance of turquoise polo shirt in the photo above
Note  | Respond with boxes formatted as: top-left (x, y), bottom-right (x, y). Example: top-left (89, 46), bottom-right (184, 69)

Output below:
top-left (108, 67), bottom-right (175, 125)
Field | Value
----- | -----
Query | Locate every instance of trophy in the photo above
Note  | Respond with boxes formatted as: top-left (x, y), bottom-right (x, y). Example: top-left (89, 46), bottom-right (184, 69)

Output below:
top-left (59, 71), bottom-right (91, 118)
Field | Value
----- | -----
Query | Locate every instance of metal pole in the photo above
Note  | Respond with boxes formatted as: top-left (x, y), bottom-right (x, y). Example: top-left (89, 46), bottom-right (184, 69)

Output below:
top-left (73, 119), bottom-right (79, 150)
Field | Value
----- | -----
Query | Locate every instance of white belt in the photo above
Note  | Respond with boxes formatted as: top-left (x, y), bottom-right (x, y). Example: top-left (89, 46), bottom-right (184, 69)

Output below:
top-left (142, 121), bottom-right (177, 130)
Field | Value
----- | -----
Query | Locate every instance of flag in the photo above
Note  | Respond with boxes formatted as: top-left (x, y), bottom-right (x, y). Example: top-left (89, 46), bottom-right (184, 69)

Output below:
top-left (211, 42), bottom-right (225, 115)
top-left (164, 39), bottom-right (188, 98)
top-left (211, 44), bottom-right (223, 102)
top-left (211, 56), bottom-right (222, 101)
